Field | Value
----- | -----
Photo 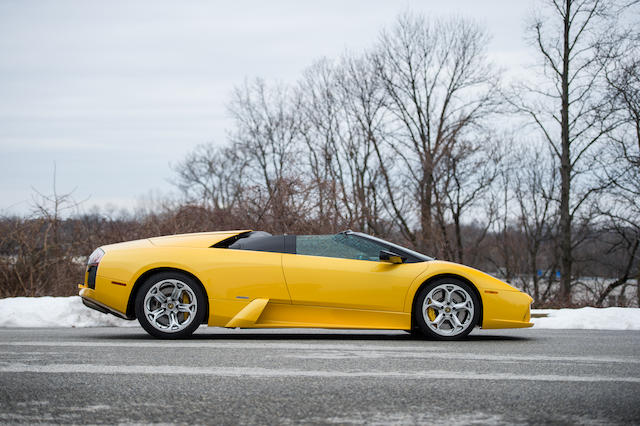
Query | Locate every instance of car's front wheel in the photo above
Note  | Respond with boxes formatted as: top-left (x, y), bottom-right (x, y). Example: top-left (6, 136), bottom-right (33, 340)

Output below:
top-left (414, 278), bottom-right (480, 340)
top-left (135, 272), bottom-right (206, 339)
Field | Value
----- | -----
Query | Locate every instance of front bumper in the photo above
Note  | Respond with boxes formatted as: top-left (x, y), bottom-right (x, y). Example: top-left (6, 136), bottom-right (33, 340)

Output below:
top-left (481, 289), bottom-right (534, 329)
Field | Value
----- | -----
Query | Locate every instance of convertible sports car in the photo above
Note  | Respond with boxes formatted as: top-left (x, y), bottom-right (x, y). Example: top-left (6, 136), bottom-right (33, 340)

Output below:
top-left (79, 230), bottom-right (533, 340)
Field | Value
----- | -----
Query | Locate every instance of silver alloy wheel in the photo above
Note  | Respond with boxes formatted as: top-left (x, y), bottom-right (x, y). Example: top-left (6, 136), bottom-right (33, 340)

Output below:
top-left (422, 283), bottom-right (475, 337)
top-left (143, 279), bottom-right (197, 333)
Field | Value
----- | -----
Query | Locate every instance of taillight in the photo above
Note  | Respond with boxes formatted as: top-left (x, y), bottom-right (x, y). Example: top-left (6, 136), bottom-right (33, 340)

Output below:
top-left (86, 248), bottom-right (104, 290)
top-left (87, 248), bottom-right (105, 266)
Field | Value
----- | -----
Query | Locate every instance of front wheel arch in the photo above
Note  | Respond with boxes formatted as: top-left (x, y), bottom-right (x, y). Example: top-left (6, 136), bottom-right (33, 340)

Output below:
top-left (410, 274), bottom-right (483, 331)
top-left (127, 267), bottom-right (209, 323)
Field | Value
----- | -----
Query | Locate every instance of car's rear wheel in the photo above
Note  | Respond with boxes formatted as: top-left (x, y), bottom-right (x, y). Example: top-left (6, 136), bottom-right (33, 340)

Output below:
top-left (414, 278), bottom-right (480, 340)
top-left (135, 272), bottom-right (206, 339)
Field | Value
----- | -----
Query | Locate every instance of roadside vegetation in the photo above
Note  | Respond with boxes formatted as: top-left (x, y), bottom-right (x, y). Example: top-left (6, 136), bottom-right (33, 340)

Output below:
top-left (1, 0), bottom-right (638, 307)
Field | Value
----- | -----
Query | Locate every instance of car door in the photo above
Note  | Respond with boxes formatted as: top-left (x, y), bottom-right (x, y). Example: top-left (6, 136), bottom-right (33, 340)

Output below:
top-left (205, 234), bottom-right (292, 303)
top-left (281, 234), bottom-right (428, 312)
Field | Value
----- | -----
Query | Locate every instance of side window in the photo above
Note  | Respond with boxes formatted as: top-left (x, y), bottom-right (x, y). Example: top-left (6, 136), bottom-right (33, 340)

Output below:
top-left (296, 234), bottom-right (386, 261)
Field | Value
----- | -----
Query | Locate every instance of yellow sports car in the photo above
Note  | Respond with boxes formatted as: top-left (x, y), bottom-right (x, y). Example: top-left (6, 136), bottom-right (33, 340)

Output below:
top-left (79, 230), bottom-right (533, 340)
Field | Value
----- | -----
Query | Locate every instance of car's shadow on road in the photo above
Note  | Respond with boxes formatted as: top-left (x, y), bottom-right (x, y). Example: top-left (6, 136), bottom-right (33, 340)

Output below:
top-left (93, 330), bottom-right (532, 342)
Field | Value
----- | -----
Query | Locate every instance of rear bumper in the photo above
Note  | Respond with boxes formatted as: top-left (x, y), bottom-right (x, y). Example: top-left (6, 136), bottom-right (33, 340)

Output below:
top-left (79, 285), bottom-right (134, 320)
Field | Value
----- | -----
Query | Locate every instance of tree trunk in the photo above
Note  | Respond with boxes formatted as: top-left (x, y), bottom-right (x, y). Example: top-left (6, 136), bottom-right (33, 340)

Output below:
top-left (420, 167), bottom-right (434, 251)
top-left (454, 214), bottom-right (464, 264)
top-left (637, 268), bottom-right (639, 308)
top-left (559, 0), bottom-right (573, 304)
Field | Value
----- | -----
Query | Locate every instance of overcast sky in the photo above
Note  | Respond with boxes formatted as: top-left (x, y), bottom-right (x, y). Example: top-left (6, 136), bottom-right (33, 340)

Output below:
top-left (0, 0), bottom-right (535, 216)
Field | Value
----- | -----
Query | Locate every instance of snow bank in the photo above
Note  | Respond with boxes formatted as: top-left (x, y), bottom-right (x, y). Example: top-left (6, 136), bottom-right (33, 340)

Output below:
top-left (0, 297), bottom-right (639, 330)
top-left (0, 296), bottom-right (137, 328)
top-left (531, 307), bottom-right (640, 330)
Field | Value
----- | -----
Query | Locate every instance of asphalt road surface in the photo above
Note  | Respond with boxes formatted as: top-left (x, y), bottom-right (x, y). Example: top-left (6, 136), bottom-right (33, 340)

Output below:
top-left (1, 327), bottom-right (639, 425)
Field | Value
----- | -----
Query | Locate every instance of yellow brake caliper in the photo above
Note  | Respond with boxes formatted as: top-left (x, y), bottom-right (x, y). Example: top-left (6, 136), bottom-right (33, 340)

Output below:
top-left (427, 298), bottom-right (436, 321)
top-left (182, 293), bottom-right (189, 320)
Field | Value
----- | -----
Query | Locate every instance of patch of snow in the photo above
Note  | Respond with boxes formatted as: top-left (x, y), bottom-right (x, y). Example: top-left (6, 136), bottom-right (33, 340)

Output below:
top-left (531, 307), bottom-right (640, 330)
top-left (0, 296), bottom-right (137, 328)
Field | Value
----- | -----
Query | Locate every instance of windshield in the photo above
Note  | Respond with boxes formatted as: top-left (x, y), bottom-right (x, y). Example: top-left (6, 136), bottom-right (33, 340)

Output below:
top-left (348, 232), bottom-right (434, 262)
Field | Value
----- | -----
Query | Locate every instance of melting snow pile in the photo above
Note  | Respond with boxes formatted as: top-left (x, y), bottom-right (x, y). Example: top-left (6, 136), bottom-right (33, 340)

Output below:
top-left (531, 307), bottom-right (640, 330)
top-left (0, 296), bottom-right (136, 328)
top-left (0, 296), bottom-right (639, 329)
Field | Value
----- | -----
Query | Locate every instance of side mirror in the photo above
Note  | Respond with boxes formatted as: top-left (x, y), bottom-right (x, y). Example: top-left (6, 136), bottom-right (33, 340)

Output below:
top-left (379, 250), bottom-right (406, 264)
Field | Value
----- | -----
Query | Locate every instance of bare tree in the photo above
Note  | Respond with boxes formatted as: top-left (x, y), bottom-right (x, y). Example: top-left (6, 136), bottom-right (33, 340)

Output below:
top-left (510, 0), bottom-right (624, 303)
top-left (435, 136), bottom-right (502, 264)
top-left (298, 56), bottom-right (391, 234)
top-left (296, 59), bottom-right (345, 231)
top-left (337, 55), bottom-right (391, 235)
top-left (371, 14), bottom-right (502, 256)
top-left (0, 169), bottom-right (85, 298)
top-left (174, 143), bottom-right (248, 211)
top-left (513, 143), bottom-right (560, 303)
top-left (227, 78), bottom-right (307, 232)
top-left (595, 25), bottom-right (640, 305)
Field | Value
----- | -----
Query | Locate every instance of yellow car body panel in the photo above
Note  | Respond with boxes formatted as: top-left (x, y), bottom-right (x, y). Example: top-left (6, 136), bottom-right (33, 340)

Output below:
top-left (149, 231), bottom-right (250, 248)
top-left (252, 302), bottom-right (411, 329)
top-left (79, 230), bottom-right (533, 331)
top-left (282, 253), bottom-right (429, 312)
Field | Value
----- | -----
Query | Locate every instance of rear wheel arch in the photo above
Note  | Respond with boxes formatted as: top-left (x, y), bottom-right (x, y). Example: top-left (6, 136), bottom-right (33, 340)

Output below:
top-left (410, 273), bottom-right (483, 330)
top-left (127, 267), bottom-right (209, 322)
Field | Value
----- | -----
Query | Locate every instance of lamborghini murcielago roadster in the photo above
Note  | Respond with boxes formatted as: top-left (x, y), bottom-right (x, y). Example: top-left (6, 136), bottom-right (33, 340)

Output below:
top-left (79, 230), bottom-right (533, 339)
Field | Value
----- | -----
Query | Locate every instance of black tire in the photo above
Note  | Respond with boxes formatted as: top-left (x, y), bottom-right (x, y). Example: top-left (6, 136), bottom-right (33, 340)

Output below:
top-left (135, 271), bottom-right (207, 339)
top-left (413, 277), bottom-right (480, 341)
